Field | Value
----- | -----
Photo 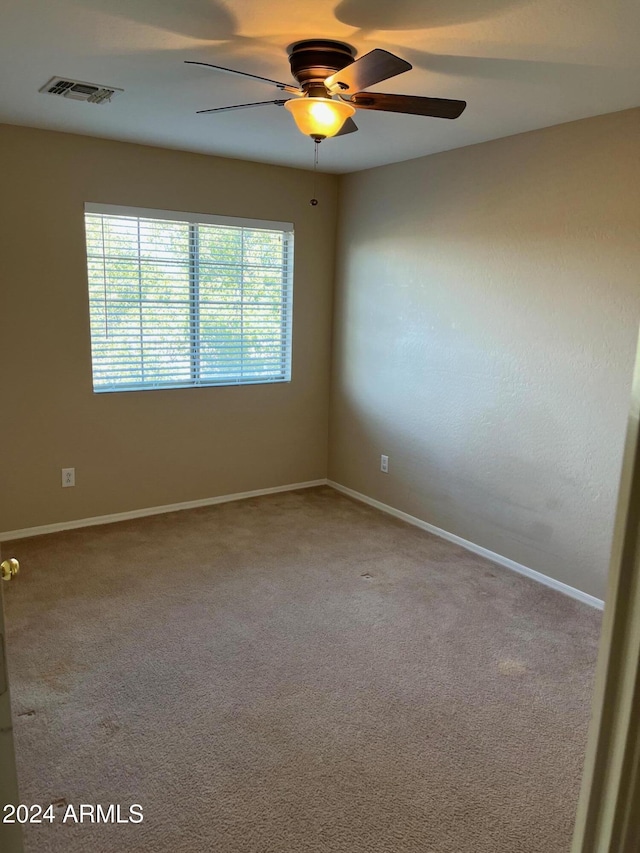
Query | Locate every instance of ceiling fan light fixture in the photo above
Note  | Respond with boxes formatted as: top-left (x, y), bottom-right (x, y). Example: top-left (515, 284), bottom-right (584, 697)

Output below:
top-left (284, 96), bottom-right (355, 140)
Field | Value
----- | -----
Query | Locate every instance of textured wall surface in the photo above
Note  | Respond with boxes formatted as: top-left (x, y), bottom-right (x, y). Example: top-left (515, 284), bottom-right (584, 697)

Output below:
top-left (0, 125), bottom-right (337, 531)
top-left (330, 109), bottom-right (640, 600)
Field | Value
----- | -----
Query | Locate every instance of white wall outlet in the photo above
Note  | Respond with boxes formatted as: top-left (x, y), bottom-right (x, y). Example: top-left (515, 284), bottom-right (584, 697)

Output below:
top-left (62, 467), bottom-right (75, 488)
top-left (380, 454), bottom-right (389, 473)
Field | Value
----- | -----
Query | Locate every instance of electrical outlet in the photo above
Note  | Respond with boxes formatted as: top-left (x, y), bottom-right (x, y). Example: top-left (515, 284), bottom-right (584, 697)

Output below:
top-left (380, 454), bottom-right (389, 473)
top-left (62, 467), bottom-right (75, 488)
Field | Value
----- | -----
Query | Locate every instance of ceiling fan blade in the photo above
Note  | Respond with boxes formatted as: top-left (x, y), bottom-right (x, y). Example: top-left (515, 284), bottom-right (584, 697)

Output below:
top-left (196, 99), bottom-right (288, 114)
top-left (325, 49), bottom-right (411, 94)
top-left (348, 91), bottom-right (466, 119)
top-left (185, 61), bottom-right (299, 94)
top-left (334, 117), bottom-right (359, 137)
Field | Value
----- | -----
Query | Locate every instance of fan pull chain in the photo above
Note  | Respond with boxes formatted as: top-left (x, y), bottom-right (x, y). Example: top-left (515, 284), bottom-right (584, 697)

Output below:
top-left (310, 139), bottom-right (320, 206)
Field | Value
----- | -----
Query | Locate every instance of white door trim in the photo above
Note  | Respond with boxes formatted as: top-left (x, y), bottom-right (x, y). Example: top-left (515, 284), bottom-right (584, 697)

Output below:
top-left (571, 336), bottom-right (640, 853)
top-left (0, 548), bottom-right (24, 853)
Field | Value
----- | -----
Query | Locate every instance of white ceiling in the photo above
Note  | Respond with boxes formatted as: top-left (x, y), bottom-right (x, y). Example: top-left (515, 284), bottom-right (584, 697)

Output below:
top-left (0, 0), bottom-right (638, 173)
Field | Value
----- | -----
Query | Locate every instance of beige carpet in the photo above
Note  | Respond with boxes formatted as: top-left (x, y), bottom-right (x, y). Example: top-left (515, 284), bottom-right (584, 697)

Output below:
top-left (4, 486), bottom-right (600, 852)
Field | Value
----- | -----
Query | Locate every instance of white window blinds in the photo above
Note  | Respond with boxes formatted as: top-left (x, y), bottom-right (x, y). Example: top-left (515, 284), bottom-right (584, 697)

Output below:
top-left (83, 204), bottom-right (294, 392)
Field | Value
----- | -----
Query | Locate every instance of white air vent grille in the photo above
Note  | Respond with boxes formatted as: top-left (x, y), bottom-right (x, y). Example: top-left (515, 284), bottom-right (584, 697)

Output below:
top-left (40, 77), bottom-right (123, 104)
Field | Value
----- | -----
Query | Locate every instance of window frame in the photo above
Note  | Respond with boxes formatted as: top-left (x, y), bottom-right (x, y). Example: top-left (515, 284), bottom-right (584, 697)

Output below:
top-left (83, 203), bottom-right (294, 394)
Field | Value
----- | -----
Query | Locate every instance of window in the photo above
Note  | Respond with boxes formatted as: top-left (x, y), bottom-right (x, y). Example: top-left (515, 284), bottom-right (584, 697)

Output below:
top-left (83, 203), bottom-right (294, 392)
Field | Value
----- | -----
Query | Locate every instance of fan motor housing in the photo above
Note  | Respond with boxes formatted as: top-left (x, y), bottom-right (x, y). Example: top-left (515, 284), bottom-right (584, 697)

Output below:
top-left (288, 40), bottom-right (355, 94)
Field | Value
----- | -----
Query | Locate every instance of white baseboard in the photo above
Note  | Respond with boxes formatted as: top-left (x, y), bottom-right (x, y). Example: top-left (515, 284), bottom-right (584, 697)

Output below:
top-left (0, 479), bottom-right (329, 542)
top-left (328, 480), bottom-right (604, 610)
top-left (2, 476), bottom-right (605, 611)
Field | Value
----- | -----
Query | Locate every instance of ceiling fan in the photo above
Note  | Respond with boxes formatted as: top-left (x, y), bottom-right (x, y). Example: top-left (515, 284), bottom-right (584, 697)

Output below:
top-left (185, 40), bottom-right (467, 141)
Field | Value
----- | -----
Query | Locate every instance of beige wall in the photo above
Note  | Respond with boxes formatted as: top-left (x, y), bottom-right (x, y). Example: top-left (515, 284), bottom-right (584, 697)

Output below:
top-left (2, 112), bottom-right (637, 599)
top-left (0, 125), bottom-right (337, 532)
top-left (330, 108), bottom-right (640, 600)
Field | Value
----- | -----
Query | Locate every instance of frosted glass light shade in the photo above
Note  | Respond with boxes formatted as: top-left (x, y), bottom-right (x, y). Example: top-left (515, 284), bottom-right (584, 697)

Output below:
top-left (284, 97), bottom-right (356, 139)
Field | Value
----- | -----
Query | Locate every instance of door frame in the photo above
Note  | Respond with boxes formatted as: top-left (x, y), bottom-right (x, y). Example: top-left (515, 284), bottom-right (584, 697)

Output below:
top-left (0, 546), bottom-right (24, 853)
top-left (571, 339), bottom-right (640, 852)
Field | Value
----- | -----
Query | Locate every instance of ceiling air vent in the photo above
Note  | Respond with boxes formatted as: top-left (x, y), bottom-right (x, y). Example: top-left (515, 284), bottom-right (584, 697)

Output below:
top-left (40, 77), bottom-right (123, 104)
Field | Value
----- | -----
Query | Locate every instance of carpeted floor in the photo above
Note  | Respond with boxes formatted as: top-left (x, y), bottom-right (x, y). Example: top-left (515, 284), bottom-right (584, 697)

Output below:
top-left (4, 486), bottom-right (600, 852)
